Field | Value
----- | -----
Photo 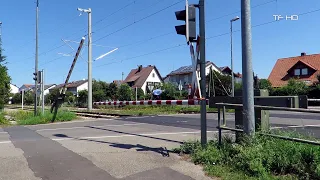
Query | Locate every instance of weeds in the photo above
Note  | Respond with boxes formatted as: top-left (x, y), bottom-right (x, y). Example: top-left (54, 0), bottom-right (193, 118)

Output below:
top-left (8, 110), bottom-right (76, 125)
top-left (0, 112), bottom-right (9, 125)
top-left (174, 132), bottom-right (320, 180)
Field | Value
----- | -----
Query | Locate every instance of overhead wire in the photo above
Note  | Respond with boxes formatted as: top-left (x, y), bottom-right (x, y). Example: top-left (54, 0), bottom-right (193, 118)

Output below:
top-left (42, 3), bottom-right (320, 82)
top-left (92, 0), bottom-right (163, 34)
top-left (93, 0), bottom-right (184, 43)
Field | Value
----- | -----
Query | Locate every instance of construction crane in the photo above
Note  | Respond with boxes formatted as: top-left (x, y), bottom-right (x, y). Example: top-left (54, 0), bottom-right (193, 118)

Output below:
top-left (50, 37), bottom-right (85, 122)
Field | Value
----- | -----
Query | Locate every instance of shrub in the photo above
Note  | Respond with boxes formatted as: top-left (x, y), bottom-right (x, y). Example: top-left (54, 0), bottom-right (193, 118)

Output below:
top-left (0, 112), bottom-right (9, 125)
top-left (175, 132), bottom-right (320, 179)
top-left (8, 110), bottom-right (76, 125)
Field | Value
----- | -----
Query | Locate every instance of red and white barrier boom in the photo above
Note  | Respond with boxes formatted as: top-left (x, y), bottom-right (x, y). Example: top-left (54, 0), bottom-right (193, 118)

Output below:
top-left (93, 99), bottom-right (209, 106)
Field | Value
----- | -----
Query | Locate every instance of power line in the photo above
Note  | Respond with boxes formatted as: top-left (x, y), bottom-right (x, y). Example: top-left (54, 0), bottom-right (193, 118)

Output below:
top-left (39, 5), bottom-right (320, 82)
top-left (91, 1), bottom-right (136, 26)
top-left (94, 0), bottom-right (184, 43)
top-left (93, 43), bottom-right (184, 69)
top-left (206, 0), bottom-right (277, 23)
top-left (92, 0), bottom-right (163, 34)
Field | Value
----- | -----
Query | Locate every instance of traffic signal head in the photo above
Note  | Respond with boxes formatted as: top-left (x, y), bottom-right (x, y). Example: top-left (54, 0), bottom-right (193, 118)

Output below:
top-left (33, 72), bottom-right (38, 81)
top-left (33, 71), bottom-right (42, 83)
top-left (175, 5), bottom-right (196, 44)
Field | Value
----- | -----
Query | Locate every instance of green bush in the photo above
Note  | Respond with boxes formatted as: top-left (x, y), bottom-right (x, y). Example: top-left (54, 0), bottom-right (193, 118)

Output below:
top-left (8, 110), bottom-right (76, 125)
top-left (175, 132), bottom-right (320, 180)
top-left (0, 112), bottom-right (9, 125)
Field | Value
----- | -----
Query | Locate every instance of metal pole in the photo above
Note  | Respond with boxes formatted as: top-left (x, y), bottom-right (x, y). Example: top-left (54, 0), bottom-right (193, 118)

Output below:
top-left (231, 21), bottom-right (235, 97)
top-left (0, 22), bottom-right (2, 63)
top-left (42, 69), bottom-right (45, 114)
top-left (241, 0), bottom-right (255, 136)
top-left (22, 90), bottom-right (24, 110)
top-left (87, 8), bottom-right (93, 111)
top-left (199, 0), bottom-right (207, 145)
top-left (34, 0), bottom-right (39, 116)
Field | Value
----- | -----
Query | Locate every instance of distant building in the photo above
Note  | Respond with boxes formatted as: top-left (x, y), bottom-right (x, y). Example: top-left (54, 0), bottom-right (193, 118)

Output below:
top-left (50, 79), bottom-right (88, 96)
top-left (10, 84), bottom-right (19, 94)
top-left (19, 84), bottom-right (33, 92)
top-left (268, 52), bottom-right (320, 87)
top-left (164, 61), bottom-right (222, 89)
top-left (112, 80), bottom-right (123, 86)
top-left (123, 65), bottom-right (163, 94)
top-left (219, 66), bottom-right (242, 84)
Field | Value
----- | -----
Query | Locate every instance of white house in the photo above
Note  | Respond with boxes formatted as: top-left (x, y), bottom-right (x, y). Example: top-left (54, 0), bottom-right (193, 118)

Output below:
top-left (42, 84), bottom-right (56, 95)
top-left (123, 65), bottom-right (163, 94)
top-left (50, 79), bottom-right (88, 96)
top-left (164, 61), bottom-right (222, 89)
top-left (10, 84), bottom-right (19, 94)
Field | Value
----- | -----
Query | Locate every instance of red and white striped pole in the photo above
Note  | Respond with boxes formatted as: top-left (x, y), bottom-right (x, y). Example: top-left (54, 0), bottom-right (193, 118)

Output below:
top-left (93, 99), bottom-right (209, 106)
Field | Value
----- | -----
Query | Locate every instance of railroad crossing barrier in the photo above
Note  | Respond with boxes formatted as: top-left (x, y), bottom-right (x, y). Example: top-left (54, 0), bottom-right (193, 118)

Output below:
top-left (215, 102), bottom-right (320, 146)
top-left (308, 99), bottom-right (320, 102)
top-left (93, 99), bottom-right (209, 106)
top-left (209, 89), bottom-right (308, 141)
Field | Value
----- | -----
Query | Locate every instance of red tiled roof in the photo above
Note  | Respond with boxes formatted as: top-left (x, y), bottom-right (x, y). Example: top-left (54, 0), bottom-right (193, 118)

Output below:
top-left (268, 53), bottom-right (320, 87)
top-left (123, 65), bottom-right (162, 88)
top-left (54, 79), bottom-right (88, 89)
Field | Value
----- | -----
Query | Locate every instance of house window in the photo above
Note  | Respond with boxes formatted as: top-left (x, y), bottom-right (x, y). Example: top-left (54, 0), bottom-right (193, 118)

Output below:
top-left (152, 73), bottom-right (155, 78)
top-left (294, 69), bottom-right (300, 76)
top-left (302, 68), bottom-right (308, 75)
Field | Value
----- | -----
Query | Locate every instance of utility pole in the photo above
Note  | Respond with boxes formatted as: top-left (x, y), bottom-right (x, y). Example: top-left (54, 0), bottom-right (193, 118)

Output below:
top-left (34, 0), bottom-right (39, 116)
top-left (21, 90), bottom-right (24, 110)
top-left (0, 22), bottom-right (2, 62)
top-left (41, 69), bottom-right (45, 115)
top-left (241, 0), bottom-right (255, 136)
top-left (199, 0), bottom-right (207, 145)
top-left (122, 72), bottom-right (124, 81)
top-left (77, 7), bottom-right (92, 111)
top-left (230, 16), bottom-right (240, 97)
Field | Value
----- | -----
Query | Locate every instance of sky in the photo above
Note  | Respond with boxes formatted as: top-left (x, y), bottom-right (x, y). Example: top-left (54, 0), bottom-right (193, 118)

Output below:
top-left (1, 0), bottom-right (320, 87)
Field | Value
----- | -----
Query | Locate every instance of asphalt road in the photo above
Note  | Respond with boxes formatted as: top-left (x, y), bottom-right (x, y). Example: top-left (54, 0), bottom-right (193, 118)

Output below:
top-left (0, 110), bottom-right (320, 180)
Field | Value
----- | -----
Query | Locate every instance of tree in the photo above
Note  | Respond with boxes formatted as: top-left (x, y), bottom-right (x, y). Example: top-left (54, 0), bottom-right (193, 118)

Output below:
top-left (12, 93), bottom-right (21, 104)
top-left (93, 80), bottom-right (110, 102)
top-left (117, 84), bottom-right (133, 101)
top-left (272, 78), bottom-right (308, 96)
top-left (258, 79), bottom-right (273, 93)
top-left (206, 71), bottom-right (231, 96)
top-left (109, 83), bottom-right (118, 100)
top-left (132, 88), bottom-right (144, 100)
top-left (160, 82), bottom-right (178, 100)
top-left (77, 90), bottom-right (88, 107)
top-left (24, 91), bottom-right (34, 105)
top-left (0, 39), bottom-right (11, 109)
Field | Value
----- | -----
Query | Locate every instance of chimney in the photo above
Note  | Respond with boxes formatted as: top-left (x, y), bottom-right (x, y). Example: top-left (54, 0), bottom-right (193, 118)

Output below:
top-left (137, 65), bottom-right (142, 72)
top-left (301, 52), bottom-right (306, 56)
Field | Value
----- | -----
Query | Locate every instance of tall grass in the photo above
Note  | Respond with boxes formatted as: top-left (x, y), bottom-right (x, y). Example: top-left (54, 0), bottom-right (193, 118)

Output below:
top-left (0, 112), bottom-right (9, 125)
top-left (174, 132), bottom-right (320, 180)
top-left (8, 110), bottom-right (77, 125)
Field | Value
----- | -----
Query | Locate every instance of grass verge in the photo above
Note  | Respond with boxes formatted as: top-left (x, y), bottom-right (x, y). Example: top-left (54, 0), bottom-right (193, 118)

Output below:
top-left (8, 110), bottom-right (77, 125)
top-left (173, 132), bottom-right (320, 180)
top-left (94, 105), bottom-right (231, 116)
top-left (0, 112), bottom-right (10, 125)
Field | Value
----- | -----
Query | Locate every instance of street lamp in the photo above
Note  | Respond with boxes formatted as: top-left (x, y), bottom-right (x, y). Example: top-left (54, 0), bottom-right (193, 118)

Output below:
top-left (230, 16), bottom-right (240, 97)
top-left (77, 7), bottom-right (93, 111)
